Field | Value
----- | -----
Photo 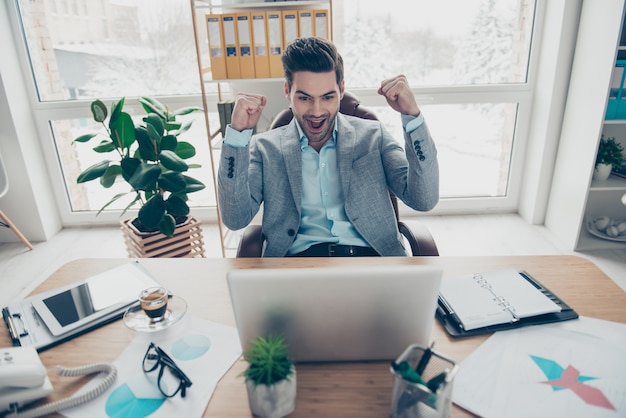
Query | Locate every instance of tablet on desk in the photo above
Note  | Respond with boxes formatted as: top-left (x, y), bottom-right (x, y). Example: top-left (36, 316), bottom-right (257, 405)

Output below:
top-left (25, 261), bottom-right (160, 337)
top-left (3, 261), bottom-right (163, 351)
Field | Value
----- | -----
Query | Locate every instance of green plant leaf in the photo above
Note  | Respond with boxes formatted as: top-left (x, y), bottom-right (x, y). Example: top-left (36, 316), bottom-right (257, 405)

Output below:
top-left (145, 113), bottom-right (164, 141)
top-left (139, 97), bottom-right (167, 120)
top-left (120, 157), bottom-right (140, 183)
top-left (74, 133), bottom-right (98, 143)
top-left (135, 127), bottom-right (158, 161)
top-left (159, 150), bottom-right (188, 172)
top-left (90, 100), bottom-right (108, 123)
top-left (173, 106), bottom-right (202, 116)
top-left (93, 140), bottom-right (116, 153)
top-left (158, 171), bottom-right (186, 193)
top-left (158, 214), bottom-right (176, 237)
top-left (110, 97), bottom-right (126, 124)
top-left (127, 162), bottom-right (161, 191)
top-left (183, 175), bottom-right (206, 193)
top-left (96, 192), bottom-right (133, 216)
top-left (138, 194), bottom-right (166, 230)
top-left (242, 335), bottom-right (293, 386)
top-left (165, 195), bottom-right (189, 216)
top-left (176, 142), bottom-right (196, 159)
top-left (110, 111), bottom-right (136, 149)
top-left (77, 161), bottom-right (111, 183)
top-left (100, 165), bottom-right (122, 188)
top-left (164, 121), bottom-right (182, 132)
top-left (161, 134), bottom-right (178, 151)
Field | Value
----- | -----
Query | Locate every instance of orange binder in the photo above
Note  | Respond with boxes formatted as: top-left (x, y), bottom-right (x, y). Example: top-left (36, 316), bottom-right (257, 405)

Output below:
top-left (313, 10), bottom-right (330, 40)
top-left (205, 14), bottom-right (227, 80)
top-left (298, 10), bottom-right (314, 38)
top-left (282, 10), bottom-right (299, 49)
top-left (236, 13), bottom-right (255, 79)
top-left (222, 13), bottom-right (241, 79)
top-left (267, 11), bottom-right (284, 78)
top-left (251, 11), bottom-right (270, 79)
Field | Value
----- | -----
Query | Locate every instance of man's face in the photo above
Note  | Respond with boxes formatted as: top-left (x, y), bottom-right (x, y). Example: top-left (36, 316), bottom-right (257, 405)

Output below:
top-left (284, 71), bottom-right (344, 150)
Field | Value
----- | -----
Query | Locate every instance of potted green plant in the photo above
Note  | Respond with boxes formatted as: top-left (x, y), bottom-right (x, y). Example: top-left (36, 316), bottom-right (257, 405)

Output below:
top-left (594, 135), bottom-right (625, 180)
top-left (74, 97), bottom-right (205, 240)
top-left (242, 335), bottom-right (296, 418)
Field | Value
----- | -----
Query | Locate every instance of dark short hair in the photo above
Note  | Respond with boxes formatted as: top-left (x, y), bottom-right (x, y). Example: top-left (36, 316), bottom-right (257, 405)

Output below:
top-left (282, 37), bottom-right (344, 91)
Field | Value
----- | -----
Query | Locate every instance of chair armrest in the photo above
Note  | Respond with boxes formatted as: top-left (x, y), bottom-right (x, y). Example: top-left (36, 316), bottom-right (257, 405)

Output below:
top-left (398, 220), bottom-right (439, 256)
top-left (236, 225), bottom-right (265, 257)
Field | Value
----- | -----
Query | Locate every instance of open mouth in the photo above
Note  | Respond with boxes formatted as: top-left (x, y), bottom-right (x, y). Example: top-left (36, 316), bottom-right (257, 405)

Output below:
top-left (306, 117), bottom-right (326, 133)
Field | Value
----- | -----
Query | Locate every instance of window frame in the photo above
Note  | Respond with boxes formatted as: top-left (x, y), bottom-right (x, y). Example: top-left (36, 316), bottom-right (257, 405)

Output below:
top-left (8, 0), bottom-right (543, 226)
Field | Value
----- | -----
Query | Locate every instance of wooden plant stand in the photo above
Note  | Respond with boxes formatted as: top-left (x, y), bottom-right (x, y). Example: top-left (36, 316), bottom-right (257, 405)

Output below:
top-left (121, 216), bottom-right (205, 258)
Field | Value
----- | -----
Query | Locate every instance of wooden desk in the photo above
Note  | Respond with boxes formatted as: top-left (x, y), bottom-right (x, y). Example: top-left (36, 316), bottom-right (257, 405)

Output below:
top-left (2, 256), bottom-right (625, 417)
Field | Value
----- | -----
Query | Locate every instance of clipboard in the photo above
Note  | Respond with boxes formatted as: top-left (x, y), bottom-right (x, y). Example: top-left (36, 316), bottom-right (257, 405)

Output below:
top-left (436, 271), bottom-right (579, 337)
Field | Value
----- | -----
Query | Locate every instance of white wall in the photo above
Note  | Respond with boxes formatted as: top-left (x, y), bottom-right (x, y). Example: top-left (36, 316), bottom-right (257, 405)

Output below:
top-left (0, 2), bottom-right (62, 243)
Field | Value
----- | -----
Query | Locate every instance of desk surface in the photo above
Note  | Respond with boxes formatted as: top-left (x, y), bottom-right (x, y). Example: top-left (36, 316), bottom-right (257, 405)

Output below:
top-left (2, 256), bottom-right (625, 417)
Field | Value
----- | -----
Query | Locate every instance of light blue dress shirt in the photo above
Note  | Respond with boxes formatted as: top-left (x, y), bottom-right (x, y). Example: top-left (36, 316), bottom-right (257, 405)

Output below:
top-left (224, 112), bottom-right (424, 254)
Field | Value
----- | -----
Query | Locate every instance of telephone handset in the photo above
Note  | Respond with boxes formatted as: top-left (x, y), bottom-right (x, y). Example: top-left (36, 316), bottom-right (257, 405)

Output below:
top-left (0, 347), bottom-right (117, 418)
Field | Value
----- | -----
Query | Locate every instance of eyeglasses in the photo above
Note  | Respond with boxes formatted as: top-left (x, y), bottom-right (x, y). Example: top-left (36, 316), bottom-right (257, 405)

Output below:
top-left (142, 342), bottom-right (193, 398)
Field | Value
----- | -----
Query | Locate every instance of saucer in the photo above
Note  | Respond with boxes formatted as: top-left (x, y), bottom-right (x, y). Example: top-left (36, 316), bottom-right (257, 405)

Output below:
top-left (123, 295), bottom-right (187, 332)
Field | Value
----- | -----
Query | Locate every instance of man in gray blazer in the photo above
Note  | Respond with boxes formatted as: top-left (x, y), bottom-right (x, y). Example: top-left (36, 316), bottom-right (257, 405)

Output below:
top-left (218, 37), bottom-right (439, 257)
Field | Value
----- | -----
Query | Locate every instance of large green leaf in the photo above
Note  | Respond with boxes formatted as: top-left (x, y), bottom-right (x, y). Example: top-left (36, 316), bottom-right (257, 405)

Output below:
top-left (110, 111), bottom-right (135, 149)
top-left (77, 161), bottom-right (110, 183)
top-left (158, 214), bottom-right (176, 237)
top-left (183, 175), bottom-right (206, 193)
top-left (90, 100), bottom-right (108, 123)
top-left (74, 133), bottom-right (98, 143)
top-left (139, 97), bottom-right (167, 120)
top-left (138, 194), bottom-right (166, 230)
top-left (109, 97), bottom-right (126, 124)
top-left (165, 195), bottom-right (189, 216)
top-left (159, 150), bottom-right (188, 172)
top-left (127, 162), bottom-right (161, 191)
top-left (158, 171), bottom-right (186, 193)
top-left (93, 140), bottom-right (116, 153)
top-left (100, 165), bottom-right (122, 188)
top-left (172, 106), bottom-right (202, 116)
top-left (175, 142), bottom-right (196, 159)
top-left (120, 157), bottom-right (140, 183)
top-left (135, 127), bottom-right (158, 161)
top-left (160, 135), bottom-right (178, 151)
top-left (144, 113), bottom-right (164, 142)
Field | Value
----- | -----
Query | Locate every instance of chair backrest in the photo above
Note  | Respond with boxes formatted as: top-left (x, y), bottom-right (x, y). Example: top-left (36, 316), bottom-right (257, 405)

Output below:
top-left (270, 91), bottom-right (401, 222)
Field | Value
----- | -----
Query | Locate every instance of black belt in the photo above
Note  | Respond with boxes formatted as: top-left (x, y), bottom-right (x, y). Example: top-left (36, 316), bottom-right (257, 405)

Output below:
top-left (290, 243), bottom-right (380, 257)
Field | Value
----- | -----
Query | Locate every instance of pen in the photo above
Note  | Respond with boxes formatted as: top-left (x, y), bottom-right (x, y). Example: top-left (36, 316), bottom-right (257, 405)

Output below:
top-left (438, 296), bottom-right (464, 330)
top-left (415, 342), bottom-right (434, 375)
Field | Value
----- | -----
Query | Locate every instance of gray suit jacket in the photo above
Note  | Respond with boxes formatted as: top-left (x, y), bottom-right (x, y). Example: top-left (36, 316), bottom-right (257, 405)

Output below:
top-left (218, 113), bottom-right (439, 257)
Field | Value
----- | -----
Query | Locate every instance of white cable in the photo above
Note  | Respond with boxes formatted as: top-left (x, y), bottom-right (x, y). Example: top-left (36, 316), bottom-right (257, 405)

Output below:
top-left (5, 363), bottom-right (117, 418)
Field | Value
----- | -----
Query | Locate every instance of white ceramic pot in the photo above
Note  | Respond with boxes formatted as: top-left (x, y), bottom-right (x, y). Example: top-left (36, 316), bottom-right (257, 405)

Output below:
top-left (593, 163), bottom-right (612, 181)
top-left (246, 369), bottom-right (297, 418)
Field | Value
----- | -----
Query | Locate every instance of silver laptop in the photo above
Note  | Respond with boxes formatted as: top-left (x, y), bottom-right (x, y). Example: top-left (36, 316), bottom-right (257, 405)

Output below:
top-left (226, 265), bottom-right (443, 362)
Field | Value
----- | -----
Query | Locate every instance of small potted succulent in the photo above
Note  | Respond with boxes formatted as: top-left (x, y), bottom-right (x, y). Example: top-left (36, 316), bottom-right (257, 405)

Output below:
top-left (242, 334), bottom-right (296, 418)
top-left (74, 96), bottom-right (205, 239)
top-left (594, 135), bottom-right (625, 180)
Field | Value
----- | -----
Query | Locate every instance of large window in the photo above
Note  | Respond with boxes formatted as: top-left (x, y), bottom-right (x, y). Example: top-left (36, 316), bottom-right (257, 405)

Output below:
top-left (11, 0), bottom-right (537, 225)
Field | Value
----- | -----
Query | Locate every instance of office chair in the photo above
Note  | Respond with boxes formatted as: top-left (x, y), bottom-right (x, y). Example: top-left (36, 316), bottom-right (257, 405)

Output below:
top-left (235, 91), bottom-right (439, 257)
top-left (0, 151), bottom-right (34, 250)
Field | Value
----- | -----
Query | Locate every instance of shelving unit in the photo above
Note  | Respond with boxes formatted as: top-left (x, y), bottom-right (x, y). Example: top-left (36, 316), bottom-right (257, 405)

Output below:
top-left (188, 0), bottom-right (332, 254)
top-left (545, 0), bottom-right (626, 251)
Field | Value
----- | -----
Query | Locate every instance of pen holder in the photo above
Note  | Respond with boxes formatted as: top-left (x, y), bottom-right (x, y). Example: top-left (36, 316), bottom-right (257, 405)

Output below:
top-left (390, 344), bottom-right (458, 418)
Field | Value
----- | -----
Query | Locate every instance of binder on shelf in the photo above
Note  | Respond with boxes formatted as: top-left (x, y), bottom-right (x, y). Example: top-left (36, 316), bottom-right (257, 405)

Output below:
top-left (267, 11), bottom-right (284, 78)
top-left (205, 14), bottom-right (227, 80)
top-left (236, 13), bottom-right (255, 79)
top-left (282, 10), bottom-right (299, 49)
top-left (606, 60), bottom-right (626, 120)
top-left (251, 11), bottom-right (270, 79)
top-left (313, 10), bottom-right (330, 39)
top-left (436, 269), bottom-right (578, 337)
top-left (222, 13), bottom-right (241, 79)
top-left (298, 10), bottom-right (314, 38)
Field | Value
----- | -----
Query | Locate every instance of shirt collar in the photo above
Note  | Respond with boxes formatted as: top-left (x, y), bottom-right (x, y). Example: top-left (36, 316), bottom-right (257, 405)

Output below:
top-left (295, 115), bottom-right (339, 151)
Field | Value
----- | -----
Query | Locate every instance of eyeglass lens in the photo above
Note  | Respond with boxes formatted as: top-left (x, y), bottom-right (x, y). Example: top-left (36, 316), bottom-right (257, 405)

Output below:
top-left (143, 343), bottom-right (192, 398)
